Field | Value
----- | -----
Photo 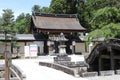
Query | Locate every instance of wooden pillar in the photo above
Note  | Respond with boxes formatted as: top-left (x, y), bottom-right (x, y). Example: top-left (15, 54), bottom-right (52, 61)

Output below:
top-left (25, 42), bottom-right (27, 46)
top-left (85, 41), bottom-right (87, 52)
top-left (66, 36), bottom-right (72, 54)
top-left (44, 33), bottom-right (49, 55)
top-left (11, 43), bottom-right (13, 54)
top-left (44, 40), bottom-right (48, 55)
top-left (54, 41), bottom-right (59, 53)
top-left (5, 51), bottom-right (11, 80)
top-left (109, 46), bottom-right (114, 70)
top-left (98, 51), bottom-right (102, 75)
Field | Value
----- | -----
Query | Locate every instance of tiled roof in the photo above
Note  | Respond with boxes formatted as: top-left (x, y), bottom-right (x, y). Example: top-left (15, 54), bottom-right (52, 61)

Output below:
top-left (16, 34), bottom-right (35, 40)
top-left (31, 13), bottom-right (86, 32)
top-left (0, 34), bottom-right (36, 41)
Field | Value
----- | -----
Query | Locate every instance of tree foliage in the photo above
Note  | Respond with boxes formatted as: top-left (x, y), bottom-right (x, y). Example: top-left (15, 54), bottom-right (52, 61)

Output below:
top-left (90, 7), bottom-right (120, 30)
top-left (0, 17), bottom-right (3, 30)
top-left (40, 7), bottom-right (50, 13)
top-left (85, 23), bottom-right (120, 42)
top-left (32, 5), bottom-right (41, 12)
top-left (83, 0), bottom-right (120, 42)
top-left (49, 0), bottom-right (77, 14)
top-left (0, 9), bottom-right (16, 48)
top-left (49, 0), bottom-right (67, 14)
top-left (32, 5), bottom-right (50, 13)
top-left (78, 0), bottom-right (91, 31)
top-left (15, 13), bottom-right (31, 34)
top-left (1, 9), bottom-right (15, 31)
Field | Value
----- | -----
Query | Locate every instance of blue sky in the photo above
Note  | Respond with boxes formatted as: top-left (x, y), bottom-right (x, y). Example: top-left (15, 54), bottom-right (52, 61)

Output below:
top-left (0, 0), bottom-right (51, 17)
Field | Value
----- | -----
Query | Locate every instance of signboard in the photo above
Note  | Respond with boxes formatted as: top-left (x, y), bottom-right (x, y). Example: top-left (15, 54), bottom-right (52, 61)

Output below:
top-left (24, 46), bottom-right (30, 57)
top-left (29, 44), bottom-right (38, 57)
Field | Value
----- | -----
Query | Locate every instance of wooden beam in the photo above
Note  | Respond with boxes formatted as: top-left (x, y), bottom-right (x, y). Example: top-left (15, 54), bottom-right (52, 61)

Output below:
top-left (101, 55), bottom-right (120, 59)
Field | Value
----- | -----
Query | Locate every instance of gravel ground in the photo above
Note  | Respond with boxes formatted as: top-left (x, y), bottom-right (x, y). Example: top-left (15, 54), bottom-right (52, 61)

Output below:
top-left (1, 56), bottom-right (120, 80)
top-left (12, 59), bottom-right (87, 80)
top-left (86, 75), bottom-right (120, 80)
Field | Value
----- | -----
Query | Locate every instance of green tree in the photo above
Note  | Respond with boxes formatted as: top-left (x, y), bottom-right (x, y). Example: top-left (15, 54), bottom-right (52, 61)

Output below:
top-left (49, 0), bottom-right (67, 14)
top-left (0, 17), bottom-right (3, 30)
top-left (78, 0), bottom-right (120, 31)
top-left (49, 0), bottom-right (77, 14)
top-left (85, 23), bottom-right (120, 42)
top-left (90, 7), bottom-right (120, 30)
top-left (15, 13), bottom-right (31, 34)
top-left (2, 9), bottom-right (15, 31)
top-left (0, 9), bottom-right (17, 55)
top-left (32, 5), bottom-right (41, 12)
top-left (84, 0), bottom-right (120, 42)
top-left (66, 0), bottom-right (77, 14)
top-left (41, 7), bottom-right (50, 13)
top-left (78, 0), bottom-right (91, 31)
top-left (25, 13), bottom-right (31, 32)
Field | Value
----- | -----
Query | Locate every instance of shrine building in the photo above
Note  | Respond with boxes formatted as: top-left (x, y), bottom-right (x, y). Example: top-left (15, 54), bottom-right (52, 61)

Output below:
top-left (29, 12), bottom-right (86, 55)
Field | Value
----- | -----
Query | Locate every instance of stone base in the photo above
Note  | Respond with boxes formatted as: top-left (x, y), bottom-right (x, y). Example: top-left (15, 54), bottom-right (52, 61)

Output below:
top-left (115, 70), bottom-right (120, 75)
top-left (54, 54), bottom-right (71, 62)
top-left (54, 54), bottom-right (88, 68)
top-left (99, 70), bottom-right (115, 76)
top-left (81, 72), bottom-right (98, 77)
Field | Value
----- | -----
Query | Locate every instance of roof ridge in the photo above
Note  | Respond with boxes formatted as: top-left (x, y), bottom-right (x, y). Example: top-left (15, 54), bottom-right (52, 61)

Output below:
top-left (32, 12), bottom-right (77, 18)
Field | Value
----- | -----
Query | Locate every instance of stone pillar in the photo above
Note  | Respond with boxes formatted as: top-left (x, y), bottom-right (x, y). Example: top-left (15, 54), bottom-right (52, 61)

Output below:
top-left (72, 41), bottom-right (76, 54)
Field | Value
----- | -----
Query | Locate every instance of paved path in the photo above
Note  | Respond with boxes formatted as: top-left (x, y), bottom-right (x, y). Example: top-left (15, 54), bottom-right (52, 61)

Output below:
top-left (5, 55), bottom-right (120, 80)
top-left (85, 75), bottom-right (120, 80)
top-left (12, 58), bottom-right (87, 80)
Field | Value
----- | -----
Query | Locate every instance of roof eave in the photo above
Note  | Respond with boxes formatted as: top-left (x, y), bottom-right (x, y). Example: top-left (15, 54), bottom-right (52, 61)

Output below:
top-left (36, 28), bottom-right (86, 33)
